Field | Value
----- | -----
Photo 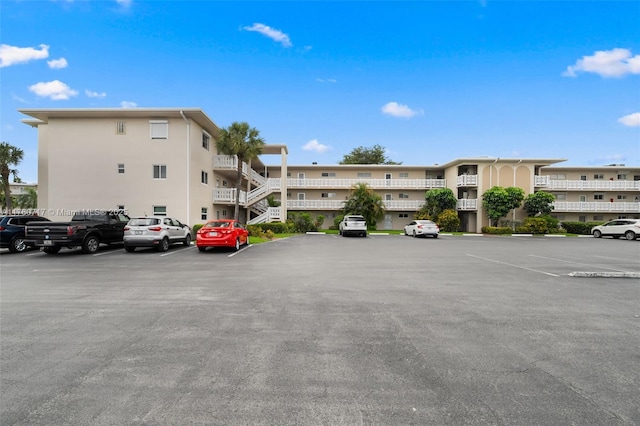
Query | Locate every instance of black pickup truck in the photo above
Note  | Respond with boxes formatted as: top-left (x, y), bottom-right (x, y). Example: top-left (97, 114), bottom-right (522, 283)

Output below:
top-left (25, 211), bottom-right (130, 254)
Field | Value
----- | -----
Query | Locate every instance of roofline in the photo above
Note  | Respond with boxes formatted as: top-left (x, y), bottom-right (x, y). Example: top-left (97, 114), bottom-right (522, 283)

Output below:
top-left (276, 158), bottom-right (569, 169)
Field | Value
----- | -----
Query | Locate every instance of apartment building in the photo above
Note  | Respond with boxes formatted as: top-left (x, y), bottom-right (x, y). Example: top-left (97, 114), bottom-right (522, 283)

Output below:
top-left (20, 108), bottom-right (640, 232)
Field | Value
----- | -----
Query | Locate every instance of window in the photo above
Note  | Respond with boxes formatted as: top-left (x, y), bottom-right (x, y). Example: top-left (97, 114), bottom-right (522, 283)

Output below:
top-left (298, 173), bottom-right (305, 179)
top-left (617, 173), bottom-right (626, 180)
top-left (554, 193), bottom-right (566, 200)
top-left (399, 213), bottom-right (409, 218)
top-left (617, 195), bottom-right (627, 200)
top-left (357, 172), bottom-right (372, 178)
top-left (150, 120), bottom-right (168, 139)
top-left (399, 193), bottom-right (409, 199)
top-left (321, 193), bottom-right (336, 198)
top-left (287, 172), bottom-right (291, 177)
top-left (399, 172), bottom-right (409, 178)
top-left (222, 210), bottom-right (227, 217)
top-left (153, 165), bottom-right (167, 179)
top-left (201, 171), bottom-right (208, 184)
top-left (153, 206), bottom-right (167, 216)
top-left (593, 194), bottom-right (603, 200)
top-left (117, 163), bottom-right (125, 174)
top-left (579, 195), bottom-right (587, 202)
top-left (593, 174), bottom-right (604, 180)
top-left (201, 208), bottom-right (208, 221)
top-left (297, 193), bottom-right (305, 200)
top-left (116, 121), bottom-right (126, 135)
top-left (385, 194), bottom-right (392, 201)
top-left (578, 215), bottom-right (586, 222)
top-left (593, 215), bottom-right (604, 221)
top-left (580, 175), bottom-right (587, 181)
top-left (321, 172), bottom-right (336, 177)
top-left (549, 174), bottom-right (566, 180)
top-left (202, 132), bottom-right (211, 150)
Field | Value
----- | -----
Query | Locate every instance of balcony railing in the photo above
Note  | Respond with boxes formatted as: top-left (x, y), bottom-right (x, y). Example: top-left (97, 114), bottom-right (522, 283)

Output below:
top-left (535, 177), bottom-right (640, 191)
top-left (286, 178), bottom-right (445, 190)
top-left (552, 201), bottom-right (640, 212)
top-left (213, 188), bottom-right (246, 204)
top-left (247, 179), bottom-right (281, 205)
top-left (456, 174), bottom-right (478, 187)
top-left (285, 199), bottom-right (424, 211)
top-left (456, 199), bottom-right (478, 211)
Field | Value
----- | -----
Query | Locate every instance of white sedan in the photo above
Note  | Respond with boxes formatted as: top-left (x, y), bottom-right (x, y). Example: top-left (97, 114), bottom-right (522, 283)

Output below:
top-left (404, 220), bottom-right (439, 238)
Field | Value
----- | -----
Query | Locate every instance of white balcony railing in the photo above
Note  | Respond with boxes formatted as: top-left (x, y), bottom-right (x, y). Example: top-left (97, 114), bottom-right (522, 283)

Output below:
top-left (535, 177), bottom-right (640, 191)
top-left (248, 207), bottom-right (282, 224)
top-left (457, 199), bottom-right (478, 211)
top-left (286, 178), bottom-right (445, 190)
top-left (285, 199), bottom-right (424, 211)
top-left (456, 175), bottom-right (478, 187)
top-left (552, 202), bottom-right (640, 212)
top-left (247, 179), bottom-right (281, 205)
top-left (213, 188), bottom-right (247, 204)
top-left (213, 155), bottom-right (248, 176)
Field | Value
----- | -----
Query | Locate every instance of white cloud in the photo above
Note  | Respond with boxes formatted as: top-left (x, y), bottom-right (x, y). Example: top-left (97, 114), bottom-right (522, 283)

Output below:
top-left (303, 139), bottom-right (330, 153)
top-left (47, 57), bottom-right (68, 69)
top-left (0, 44), bottom-right (49, 67)
top-left (243, 23), bottom-right (292, 47)
top-left (28, 80), bottom-right (78, 100)
top-left (563, 48), bottom-right (640, 78)
top-left (316, 78), bottom-right (337, 83)
top-left (618, 112), bottom-right (640, 127)
top-left (120, 101), bottom-right (137, 108)
top-left (85, 89), bottom-right (106, 98)
top-left (116, 0), bottom-right (132, 6)
top-left (381, 101), bottom-right (422, 118)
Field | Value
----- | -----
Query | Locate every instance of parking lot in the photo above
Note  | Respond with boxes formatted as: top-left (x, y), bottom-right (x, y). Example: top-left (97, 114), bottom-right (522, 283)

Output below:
top-left (1, 234), bottom-right (639, 425)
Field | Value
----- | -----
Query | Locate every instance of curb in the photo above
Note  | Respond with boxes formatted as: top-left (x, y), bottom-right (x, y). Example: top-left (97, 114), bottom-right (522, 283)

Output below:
top-left (568, 272), bottom-right (640, 278)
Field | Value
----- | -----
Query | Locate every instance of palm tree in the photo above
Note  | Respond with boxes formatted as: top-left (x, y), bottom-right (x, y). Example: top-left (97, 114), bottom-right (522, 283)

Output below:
top-left (16, 187), bottom-right (38, 209)
top-left (0, 142), bottom-right (25, 212)
top-left (215, 122), bottom-right (265, 221)
top-left (342, 183), bottom-right (386, 229)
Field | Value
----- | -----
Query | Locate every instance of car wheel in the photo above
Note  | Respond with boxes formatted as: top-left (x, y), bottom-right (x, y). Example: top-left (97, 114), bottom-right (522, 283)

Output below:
top-left (158, 237), bottom-right (170, 252)
top-left (234, 238), bottom-right (240, 251)
top-left (433, 234), bottom-right (438, 238)
top-left (9, 235), bottom-right (27, 253)
top-left (124, 246), bottom-right (135, 252)
top-left (198, 246), bottom-right (206, 252)
top-left (412, 231), bottom-right (417, 238)
top-left (593, 230), bottom-right (602, 238)
top-left (624, 231), bottom-right (636, 241)
top-left (43, 246), bottom-right (61, 254)
top-left (404, 230), bottom-right (409, 236)
top-left (245, 235), bottom-right (250, 246)
top-left (183, 234), bottom-right (192, 246)
top-left (82, 235), bottom-right (100, 254)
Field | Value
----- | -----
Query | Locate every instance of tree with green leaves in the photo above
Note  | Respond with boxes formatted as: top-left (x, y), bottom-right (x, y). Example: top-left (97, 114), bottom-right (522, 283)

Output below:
top-left (16, 187), bottom-right (38, 209)
top-left (341, 183), bottom-right (386, 229)
top-left (339, 144), bottom-right (401, 165)
top-left (523, 191), bottom-right (555, 216)
top-left (216, 122), bottom-right (265, 221)
top-left (482, 186), bottom-right (525, 226)
top-left (0, 142), bottom-right (24, 212)
top-left (416, 188), bottom-right (457, 220)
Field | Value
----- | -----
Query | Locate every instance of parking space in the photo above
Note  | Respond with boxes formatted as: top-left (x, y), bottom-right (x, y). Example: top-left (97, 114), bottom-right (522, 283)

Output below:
top-left (1, 235), bottom-right (639, 425)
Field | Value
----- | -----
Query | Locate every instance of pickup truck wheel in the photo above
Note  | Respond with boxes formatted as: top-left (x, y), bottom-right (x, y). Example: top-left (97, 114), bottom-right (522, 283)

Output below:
top-left (82, 236), bottom-right (100, 254)
top-left (43, 246), bottom-right (61, 254)
top-left (124, 246), bottom-right (136, 253)
top-left (158, 237), bottom-right (169, 252)
top-left (9, 236), bottom-right (27, 253)
top-left (183, 234), bottom-right (192, 246)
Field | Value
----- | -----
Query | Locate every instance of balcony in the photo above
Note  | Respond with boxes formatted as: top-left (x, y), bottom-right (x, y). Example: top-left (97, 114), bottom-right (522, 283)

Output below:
top-left (286, 178), bottom-right (445, 190)
top-left (552, 201), bottom-right (640, 212)
top-left (213, 188), bottom-right (246, 204)
top-left (535, 177), bottom-right (640, 191)
top-left (456, 174), bottom-right (478, 187)
top-left (285, 199), bottom-right (424, 211)
top-left (456, 199), bottom-right (478, 211)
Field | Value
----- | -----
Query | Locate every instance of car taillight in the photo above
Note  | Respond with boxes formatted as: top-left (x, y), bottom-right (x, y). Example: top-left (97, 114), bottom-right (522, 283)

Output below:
top-left (417, 225), bottom-right (423, 229)
top-left (148, 226), bottom-right (162, 232)
top-left (124, 226), bottom-right (130, 231)
top-left (0, 226), bottom-right (5, 231)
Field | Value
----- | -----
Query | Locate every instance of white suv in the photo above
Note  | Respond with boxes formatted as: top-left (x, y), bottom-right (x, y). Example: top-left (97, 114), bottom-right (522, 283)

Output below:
top-left (591, 219), bottom-right (640, 241)
top-left (123, 216), bottom-right (192, 252)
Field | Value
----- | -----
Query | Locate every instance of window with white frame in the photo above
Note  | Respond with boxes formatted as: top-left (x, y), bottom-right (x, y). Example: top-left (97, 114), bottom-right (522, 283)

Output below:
top-left (287, 172), bottom-right (292, 177)
top-left (297, 193), bottom-right (305, 200)
top-left (153, 165), bottom-right (167, 179)
top-left (321, 193), bottom-right (336, 198)
top-left (399, 193), bottom-right (409, 199)
top-left (617, 195), bottom-right (627, 200)
top-left (150, 120), bottom-right (168, 139)
top-left (580, 175), bottom-right (587, 181)
top-left (118, 163), bottom-right (125, 174)
top-left (222, 210), bottom-right (227, 217)
top-left (554, 193), bottom-right (566, 200)
top-left (399, 213), bottom-right (408, 218)
top-left (593, 215), bottom-right (604, 221)
top-left (399, 172), bottom-right (409, 178)
top-left (153, 206), bottom-right (167, 216)
top-left (357, 172), bottom-right (372, 178)
top-left (549, 174), bottom-right (566, 180)
top-left (298, 173), bottom-right (305, 179)
top-left (201, 208), bottom-right (208, 221)
top-left (593, 194), bottom-right (604, 200)
top-left (321, 172), bottom-right (336, 177)
top-left (385, 194), bottom-right (392, 201)
top-left (115, 121), bottom-right (126, 135)
top-left (202, 132), bottom-right (211, 150)
top-left (579, 195), bottom-right (587, 202)
top-left (578, 215), bottom-right (586, 222)
top-left (617, 173), bottom-right (626, 180)
top-left (593, 174), bottom-right (604, 180)
top-left (201, 171), bottom-right (208, 184)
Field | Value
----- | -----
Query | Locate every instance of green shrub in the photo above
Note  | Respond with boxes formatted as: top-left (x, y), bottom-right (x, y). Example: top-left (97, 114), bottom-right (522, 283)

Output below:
top-left (314, 214), bottom-right (325, 230)
top-left (248, 222), bottom-right (290, 236)
top-left (481, 226), bottom-right (512, 234)
top-left (192, 224), bottom-right (204, 233)
top-left (541, 215), bottom-right (560, 233)
top-left (436, 209), bottom-right (460, 232)
top-left (517, 217), bottom-right (548, 234)
top-left (561, 221), bottom-right (602, 235)
top-left (287, 212), bottom-right (317, 233)
top-left (333, 215), bottom-right (344, 228)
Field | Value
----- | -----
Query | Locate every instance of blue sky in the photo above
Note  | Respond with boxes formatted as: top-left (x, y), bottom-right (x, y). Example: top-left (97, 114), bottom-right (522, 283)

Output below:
top-left (1, 0), bottom-right (639, 184)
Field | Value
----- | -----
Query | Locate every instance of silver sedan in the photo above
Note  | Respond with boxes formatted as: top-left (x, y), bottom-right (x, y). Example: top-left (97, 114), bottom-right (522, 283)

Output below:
top-left (404, 220), bottom-right (440, 238)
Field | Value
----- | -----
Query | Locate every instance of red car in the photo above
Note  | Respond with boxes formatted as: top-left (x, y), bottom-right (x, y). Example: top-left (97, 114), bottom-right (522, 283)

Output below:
top-left (196, 219), bottom-right (249, 252)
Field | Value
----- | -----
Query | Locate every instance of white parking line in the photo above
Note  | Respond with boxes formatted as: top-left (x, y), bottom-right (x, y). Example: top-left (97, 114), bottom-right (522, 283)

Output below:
top-left (528, 254), bottom-right (628, 272)
top-left (160, 246), bottom-right (195, 256)
top-left (228, 244), bottom-right (252, 257)
top-left (466, 254), bottom-right (559, 277)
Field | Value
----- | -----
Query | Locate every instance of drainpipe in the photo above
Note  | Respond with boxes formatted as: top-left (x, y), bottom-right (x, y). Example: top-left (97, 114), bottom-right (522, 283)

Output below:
top-left (180, 111), bottom-right (190, 224)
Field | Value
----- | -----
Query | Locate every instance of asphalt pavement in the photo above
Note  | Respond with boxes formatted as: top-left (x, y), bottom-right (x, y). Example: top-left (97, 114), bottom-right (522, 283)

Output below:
top-left (1, 234), bottom-right (639, 425)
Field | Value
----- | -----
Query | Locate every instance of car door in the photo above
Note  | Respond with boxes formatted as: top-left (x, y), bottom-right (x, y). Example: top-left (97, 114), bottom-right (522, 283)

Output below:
top-left (602, 220), bottom-right (622, 237)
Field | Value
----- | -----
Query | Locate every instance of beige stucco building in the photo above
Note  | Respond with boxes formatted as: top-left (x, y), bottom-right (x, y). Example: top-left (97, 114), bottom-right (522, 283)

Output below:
top-left (20, 108), bottom-right (640, 232)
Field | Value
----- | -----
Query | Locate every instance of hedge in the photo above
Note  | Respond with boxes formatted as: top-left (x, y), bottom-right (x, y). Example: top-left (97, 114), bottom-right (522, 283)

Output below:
top-left (561, 221), bottom-right (602, 235)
